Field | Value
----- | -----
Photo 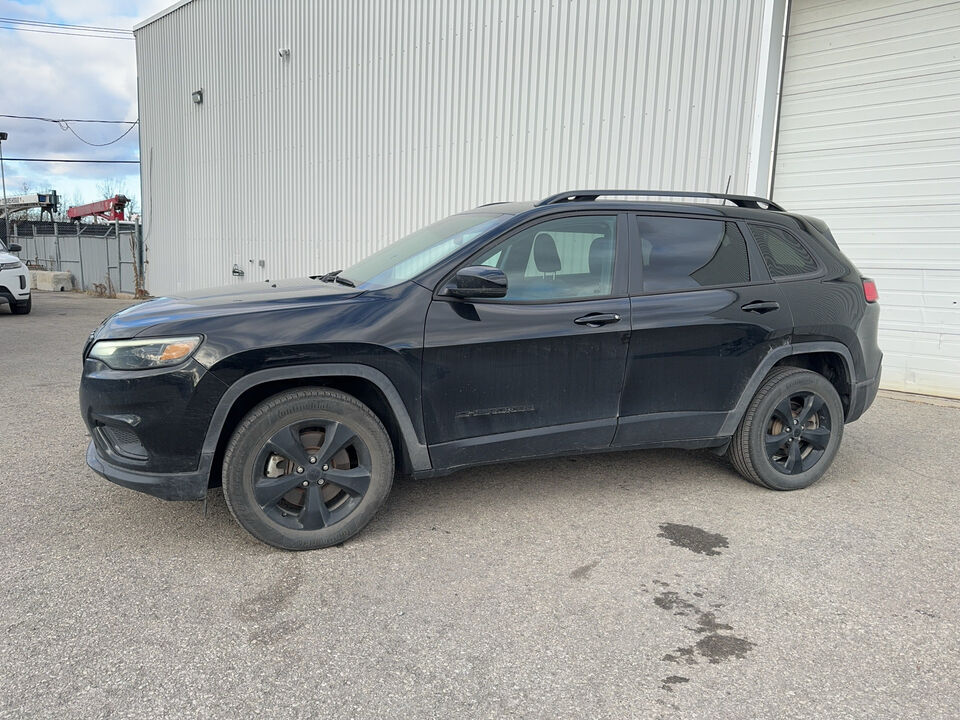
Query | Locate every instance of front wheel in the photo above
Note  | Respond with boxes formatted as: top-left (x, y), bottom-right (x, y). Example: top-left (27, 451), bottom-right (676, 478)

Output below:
top-left (727, 367), bottom-right (844, 490)
top-left (222, 388), bottom-right (395, 550)
top-left (10, 295), bottom-right (31, 314)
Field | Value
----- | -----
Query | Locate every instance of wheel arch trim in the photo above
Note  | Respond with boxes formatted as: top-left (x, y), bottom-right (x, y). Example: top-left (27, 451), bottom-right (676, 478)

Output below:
top-left (202, 364), bottom-right (431, 472)
top-left (718, 342), bottom-right (856, 436)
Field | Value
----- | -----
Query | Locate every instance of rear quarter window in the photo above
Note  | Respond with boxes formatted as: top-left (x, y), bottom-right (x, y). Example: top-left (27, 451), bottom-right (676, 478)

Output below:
top-left (749, 224), bottom-right (819, 278)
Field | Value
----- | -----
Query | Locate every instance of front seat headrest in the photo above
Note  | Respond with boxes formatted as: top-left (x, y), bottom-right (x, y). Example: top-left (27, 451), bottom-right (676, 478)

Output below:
top-left (533, 232), bottom-right (562, 273)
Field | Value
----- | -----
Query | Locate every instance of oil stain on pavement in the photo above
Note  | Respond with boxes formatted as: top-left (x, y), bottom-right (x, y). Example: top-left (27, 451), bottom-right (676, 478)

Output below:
top-left (651, 583), bottom-right (756, 691)
top-left (657, 522), bottom-right (729, 556)
top-left (660, 675), bottom-right (690, 692)
top-left (569, 560), bottom-right (600, 580)
top-left (651, 524), bottom-right (755, 693)
top-left (235, 556), bottom-right (304, 645)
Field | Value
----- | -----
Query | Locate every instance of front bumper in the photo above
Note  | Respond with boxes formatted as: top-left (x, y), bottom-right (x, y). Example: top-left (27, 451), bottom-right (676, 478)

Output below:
top-left (86, 440), bottom-right (211, 501)
top-left (0, 274), bottom-right (30, 304)
top-left (80, 357), bottom-right (227, 474)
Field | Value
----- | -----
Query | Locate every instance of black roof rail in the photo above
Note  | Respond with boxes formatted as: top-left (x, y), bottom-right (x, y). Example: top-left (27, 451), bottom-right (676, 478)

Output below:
top-left (536, 189), bottom-right (785, 211)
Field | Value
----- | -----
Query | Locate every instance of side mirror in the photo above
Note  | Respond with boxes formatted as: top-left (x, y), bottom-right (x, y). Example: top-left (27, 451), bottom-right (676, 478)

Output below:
top-left (7, 243), bottom-right (21, 253)
top-left (443, 265), bottom-right (507, 299)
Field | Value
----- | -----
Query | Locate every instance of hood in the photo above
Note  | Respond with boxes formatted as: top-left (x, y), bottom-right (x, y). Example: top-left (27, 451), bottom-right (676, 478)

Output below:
top-left (96, 277), bottom-right (361, 339)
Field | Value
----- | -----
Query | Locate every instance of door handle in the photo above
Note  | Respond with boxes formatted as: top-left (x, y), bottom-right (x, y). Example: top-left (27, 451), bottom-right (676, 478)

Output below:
top-left (741, 300), bottom-right (780, 313)
top-left (574, 312), bottom-right (621, 327)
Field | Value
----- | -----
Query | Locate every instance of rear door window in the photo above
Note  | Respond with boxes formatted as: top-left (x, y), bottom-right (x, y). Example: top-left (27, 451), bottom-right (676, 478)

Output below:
top-left (749, 224), bottom-right (819, 278)
top-left (635, 216), bottom-right (750, 293)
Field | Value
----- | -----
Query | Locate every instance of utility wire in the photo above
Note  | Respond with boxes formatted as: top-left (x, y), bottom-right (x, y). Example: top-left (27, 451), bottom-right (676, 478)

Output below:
top-left (0, 113), bottom-right (139, 146)
top-left (0, 113), bottom-right (136, 124)
top-left (63, 120), bottom-right (139, 146)
top-left (0, 17), bottom-right (132, 33)
top-left (0, 24), bottom-right (134, 40)
top-left (4, 158), bottom-right (139, 164)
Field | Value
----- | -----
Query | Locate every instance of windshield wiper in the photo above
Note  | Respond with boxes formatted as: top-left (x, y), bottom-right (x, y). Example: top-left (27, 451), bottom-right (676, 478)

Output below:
top-left (311, 270), bottom-right (356, 287)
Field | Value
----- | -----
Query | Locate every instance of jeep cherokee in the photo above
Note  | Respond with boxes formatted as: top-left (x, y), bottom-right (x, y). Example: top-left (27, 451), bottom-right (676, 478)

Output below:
top-left (80, 189), bottom-right (882, 550)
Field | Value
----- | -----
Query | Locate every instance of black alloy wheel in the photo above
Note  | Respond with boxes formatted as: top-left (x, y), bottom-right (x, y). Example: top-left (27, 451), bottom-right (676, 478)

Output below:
top-left (253, 420), bottom-right (373, 530)
top-left (222, 388), bottom-right (394, 550)
top-left (764, 391), bottom-right (832, 475)
top-left (728, 366), bottom-right (844, 490)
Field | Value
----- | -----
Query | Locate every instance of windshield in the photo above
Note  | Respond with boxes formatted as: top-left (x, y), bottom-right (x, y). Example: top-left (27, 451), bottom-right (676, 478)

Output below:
top-left (341, 213), bottom-right (508, 289)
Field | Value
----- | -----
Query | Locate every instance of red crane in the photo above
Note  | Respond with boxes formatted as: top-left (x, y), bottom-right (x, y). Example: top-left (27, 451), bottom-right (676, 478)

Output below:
top-left (67, 195), bottom-right (129, 222)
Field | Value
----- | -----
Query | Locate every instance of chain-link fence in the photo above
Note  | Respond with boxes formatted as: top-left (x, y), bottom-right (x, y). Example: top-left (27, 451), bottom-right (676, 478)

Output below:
top-left (6, 221), bottom-right (145, 296)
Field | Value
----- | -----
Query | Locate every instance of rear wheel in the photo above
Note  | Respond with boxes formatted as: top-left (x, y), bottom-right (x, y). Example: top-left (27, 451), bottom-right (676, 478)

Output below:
top-left (728, 367), bottom-right (843, 490)
top-left (10, 295), bottom-right (31, 314)
top-left (222, 388), bottom-right (394, 550)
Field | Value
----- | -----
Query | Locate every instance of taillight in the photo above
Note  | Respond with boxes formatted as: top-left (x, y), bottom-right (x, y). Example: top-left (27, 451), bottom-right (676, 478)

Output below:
top-left (862, 278), bottom-right (879, 303)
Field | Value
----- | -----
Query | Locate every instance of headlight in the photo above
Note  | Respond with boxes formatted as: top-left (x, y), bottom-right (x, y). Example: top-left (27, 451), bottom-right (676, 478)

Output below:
top-left (88, 336), bottom-right (202, 370)
top-left (0, 261), bottom-right (22, 271)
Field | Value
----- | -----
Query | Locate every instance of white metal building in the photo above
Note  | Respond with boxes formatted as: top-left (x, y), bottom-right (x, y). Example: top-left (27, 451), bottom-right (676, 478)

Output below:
top-left (134, 0), bottom-right (960, 398)
top-left (773, 0), bottom-right (960, 397)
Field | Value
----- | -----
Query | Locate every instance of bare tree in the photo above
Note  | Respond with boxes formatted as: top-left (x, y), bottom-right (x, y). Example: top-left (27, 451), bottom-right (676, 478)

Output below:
top-left (54, 191), bottom-right (83, 221)
top-left (96, 177), bottom-right (125, 199)
top-left (8, 182), bottom-right (36, 221)
top-left (95, 177), bottom-right (139, 217)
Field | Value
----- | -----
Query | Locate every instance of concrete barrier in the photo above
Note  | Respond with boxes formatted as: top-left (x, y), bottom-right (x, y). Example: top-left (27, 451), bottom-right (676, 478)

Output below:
top-left (31, 270), bottom-right (75, 292)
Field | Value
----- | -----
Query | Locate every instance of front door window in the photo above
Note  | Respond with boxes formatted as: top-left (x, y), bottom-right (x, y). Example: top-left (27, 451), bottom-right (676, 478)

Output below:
top-left (473, 215), bottom-right (617, 301)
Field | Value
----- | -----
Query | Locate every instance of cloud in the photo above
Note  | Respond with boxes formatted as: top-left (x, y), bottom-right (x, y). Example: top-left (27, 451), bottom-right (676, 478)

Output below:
top-left (0, 0), bottom-right (170, 205)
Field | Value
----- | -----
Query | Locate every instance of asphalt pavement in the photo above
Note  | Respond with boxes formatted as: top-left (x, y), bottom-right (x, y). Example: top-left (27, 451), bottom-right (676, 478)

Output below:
top-left (1, 291), bottom-right (958, 719)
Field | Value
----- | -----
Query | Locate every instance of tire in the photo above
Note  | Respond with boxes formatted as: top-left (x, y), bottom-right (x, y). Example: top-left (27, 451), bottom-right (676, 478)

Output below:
top-left (727, 366), bottom-right (844, 491)
top-left (10, 295), bottom-right (31, 315)
top-left (222, 387), bottom-right (394, 550)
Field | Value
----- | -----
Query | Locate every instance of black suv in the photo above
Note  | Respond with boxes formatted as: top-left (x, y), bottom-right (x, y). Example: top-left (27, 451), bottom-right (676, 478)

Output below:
top-left (81, 190), bottom-right (882, 550)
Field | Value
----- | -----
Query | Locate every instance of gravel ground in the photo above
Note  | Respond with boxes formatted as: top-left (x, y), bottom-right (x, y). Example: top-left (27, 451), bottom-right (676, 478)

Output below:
top-left (1, 291), bottom-right (958, 719)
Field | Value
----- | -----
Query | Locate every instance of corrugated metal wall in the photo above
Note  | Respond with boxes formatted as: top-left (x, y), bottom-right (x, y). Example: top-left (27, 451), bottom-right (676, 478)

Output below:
top-left (136, 0), bottom-right (778, 295)
top-left (773, 0), bottom-right (960, 398)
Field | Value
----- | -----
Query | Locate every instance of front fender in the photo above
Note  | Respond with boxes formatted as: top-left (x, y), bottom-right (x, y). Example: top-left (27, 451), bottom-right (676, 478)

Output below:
top-left (202, 363), bottom-right (431, 472)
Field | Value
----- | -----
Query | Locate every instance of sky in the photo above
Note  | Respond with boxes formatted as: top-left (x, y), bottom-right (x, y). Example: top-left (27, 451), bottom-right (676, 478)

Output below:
top-left (0, 0), bottom-right (170, 213)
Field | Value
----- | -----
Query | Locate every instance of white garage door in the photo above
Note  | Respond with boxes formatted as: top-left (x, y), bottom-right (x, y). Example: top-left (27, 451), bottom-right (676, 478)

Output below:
top-left (773, 0), bottom-right (960, 398)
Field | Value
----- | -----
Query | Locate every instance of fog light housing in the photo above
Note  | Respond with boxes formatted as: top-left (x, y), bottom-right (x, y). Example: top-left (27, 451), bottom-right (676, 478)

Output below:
top-left (98, 425), bottom-right (148, 461)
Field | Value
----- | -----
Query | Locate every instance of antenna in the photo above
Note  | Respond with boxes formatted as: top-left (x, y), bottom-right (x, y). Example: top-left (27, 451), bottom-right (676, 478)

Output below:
top-left (724, 175), bottom-right (732, 194)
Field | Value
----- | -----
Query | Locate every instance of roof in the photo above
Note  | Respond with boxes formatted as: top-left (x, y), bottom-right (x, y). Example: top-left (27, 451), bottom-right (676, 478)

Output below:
top-left (133, 0), bottom-right (195, 32)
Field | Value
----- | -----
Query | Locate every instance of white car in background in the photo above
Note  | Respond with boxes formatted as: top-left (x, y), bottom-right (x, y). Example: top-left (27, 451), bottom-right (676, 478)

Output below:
top-left (0, 240), bottom-right (31, 315)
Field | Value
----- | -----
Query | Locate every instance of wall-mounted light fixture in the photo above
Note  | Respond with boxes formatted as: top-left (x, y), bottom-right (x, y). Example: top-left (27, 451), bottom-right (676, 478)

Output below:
top-left (191, 89), bottom-right (203, 104)
top-left (278, 48), bottom-right (290, 59)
